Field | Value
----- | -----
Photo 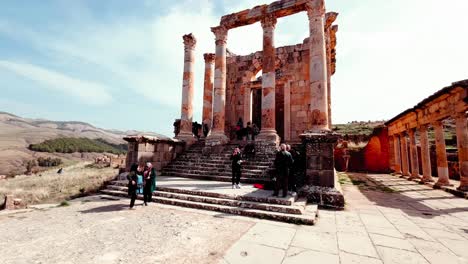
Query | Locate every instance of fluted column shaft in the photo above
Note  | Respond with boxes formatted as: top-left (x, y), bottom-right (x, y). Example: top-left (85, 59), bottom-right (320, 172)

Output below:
top-left (306, 0), bottom-right (329, 131)
top-left (408, 129), bottom-right (420, 179)
top-left (257, 14), bottom-right (279, 143)
top-left (393, 135), bottom-right (402, 174)
top-left (434, 121), bottom-right (452, 187)
top-left (206, 26), bottom-right (229, 146)
top-left (202, 53), bottom-right (215, 135)
top-left (178, 34), bottom-right (196, 143)
top-left (400, 133), bottom-right (410, 176)
top-left (455, 113), bottom-right (468, 191)
top-left (419, 125), bottom-right (433, 182)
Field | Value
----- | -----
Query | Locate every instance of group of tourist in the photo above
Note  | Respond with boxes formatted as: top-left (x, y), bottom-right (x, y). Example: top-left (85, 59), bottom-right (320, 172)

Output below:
top-left (127, 162), bottom-right (156, 209)
top-left (235, 118), bottom-right (260, 140)
top-left (230, 143), bottom-right (300, 197)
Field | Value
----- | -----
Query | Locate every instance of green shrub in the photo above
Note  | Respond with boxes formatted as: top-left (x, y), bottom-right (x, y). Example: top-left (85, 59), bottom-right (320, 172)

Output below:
top-left (29, 138), bottom-right (127, 154)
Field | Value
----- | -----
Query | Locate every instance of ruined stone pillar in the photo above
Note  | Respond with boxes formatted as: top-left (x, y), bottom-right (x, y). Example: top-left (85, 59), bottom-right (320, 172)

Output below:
top-left (393, 135), bottom-right (402, 174)
top-left (408, 129), bottom-right (420, 179)
top-left (419, 125), bottom-right (434, 182)
top-left (306, 0), bottom-right (329, 132)
top-left (206, 26), bottom-right (229, 146)
top-left (455, 113), bottom-right (468, 191)
top-left (176, 33), bottom-right (196, 146)
top-left (202, 53), bottom-right (215, 137)
top-left (325, 12), bottom-right (338, 130)
top-left (433, 120), bottom-right (452, 187)
top-left (400, 132), bottom-right (410, 176)
top-left (256, 14), bottom-right (280, 146)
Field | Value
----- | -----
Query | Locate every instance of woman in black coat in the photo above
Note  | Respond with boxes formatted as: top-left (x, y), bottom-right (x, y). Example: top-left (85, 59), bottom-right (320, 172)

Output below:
top-left (127, 164), bottom-right (139, 209)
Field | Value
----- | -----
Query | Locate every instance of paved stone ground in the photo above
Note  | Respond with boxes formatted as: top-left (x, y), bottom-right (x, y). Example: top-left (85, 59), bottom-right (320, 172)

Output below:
top-left (220, 173), bottom-right (468, 264)
top-left (0, 195), bottom-right (254, 264)
top-left (1, 173), bottom-right (467, 264)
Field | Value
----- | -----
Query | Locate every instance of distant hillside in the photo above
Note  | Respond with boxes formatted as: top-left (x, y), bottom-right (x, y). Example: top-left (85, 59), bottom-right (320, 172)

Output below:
top-left (0, 111), bottom-right (169, 176)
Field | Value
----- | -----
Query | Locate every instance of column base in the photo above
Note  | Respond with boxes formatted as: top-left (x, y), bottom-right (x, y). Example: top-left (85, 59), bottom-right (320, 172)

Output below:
top-left (300, 131), bottom-right (340, 188)
top-left (298, 171), bottom-right (345, 209)
top-left (420, 177), bottom-right (435, 183)
top-left (255, 129), bottom-right (280, 155)
top-left (457, 185), bottom-right (468, 192)
top-left (409, 175), bottom-right (422, 181)
top-left (205, 131), bottom-right (228, 147)
top-left (176, 131), bottom-right (196, 149)
top-left (434, 180), bottom-right (454, 188)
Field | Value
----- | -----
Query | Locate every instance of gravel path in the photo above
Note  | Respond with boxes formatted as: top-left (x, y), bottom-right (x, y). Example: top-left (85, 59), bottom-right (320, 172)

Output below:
top-left (0, 195), bottom-right (254, 264)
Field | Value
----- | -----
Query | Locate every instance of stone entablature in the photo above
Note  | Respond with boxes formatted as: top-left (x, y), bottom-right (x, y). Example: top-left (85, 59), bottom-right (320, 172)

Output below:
top-left (123, 135), bottom-right (185, 173)
top-left (386, 80), bottom-right (468, 191)
top-left (387, 80), bottom-right (468, 135)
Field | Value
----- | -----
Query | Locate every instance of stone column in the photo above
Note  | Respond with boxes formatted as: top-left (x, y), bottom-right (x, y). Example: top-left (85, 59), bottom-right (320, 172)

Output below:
top-left (284, 81), bottom-right (291, 141)
top-left (419, 125), bottom-right (433, 182)
top-left (176, 33), bottom-right (196, 146)
top-left (455, 113), bottom-right (468, 191)
top-left (393, 135), bottom-right (402, 174)
top-left (306, 0), bottom-right (329, 132)
top-left (202, 53), bottom-right (215, 137)
top-left (400, 132), bottom-right (410, 176)
top-left (408, 129), bottom-right (420, 179)
top-left (325, 12), bottom-right (338, 130)
top-left (256, 14), bottom-right (280, 146)
top-left (433, 120), bottom-right (452, 187)
top-left (206, 26), bottom-right (229, 146)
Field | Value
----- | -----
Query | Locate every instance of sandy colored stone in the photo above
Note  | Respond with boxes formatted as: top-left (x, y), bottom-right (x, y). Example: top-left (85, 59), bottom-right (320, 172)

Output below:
top-left (376, 246), bottom-right (429, 264)
top-left (291, 229), bottom-right (338, 254)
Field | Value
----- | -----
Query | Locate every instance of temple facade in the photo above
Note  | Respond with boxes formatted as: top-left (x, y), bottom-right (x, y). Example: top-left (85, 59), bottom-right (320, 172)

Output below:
top-left (177, 0), bottom-right (338, 148)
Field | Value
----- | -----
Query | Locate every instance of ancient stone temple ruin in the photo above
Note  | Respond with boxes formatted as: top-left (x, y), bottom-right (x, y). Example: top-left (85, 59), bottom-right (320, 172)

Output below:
top-left (173, 0), bottom-right (343, 205)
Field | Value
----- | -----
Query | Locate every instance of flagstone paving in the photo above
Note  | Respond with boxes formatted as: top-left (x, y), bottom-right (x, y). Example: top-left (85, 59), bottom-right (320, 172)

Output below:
top-left (220, 173), bottom-right (468, 264)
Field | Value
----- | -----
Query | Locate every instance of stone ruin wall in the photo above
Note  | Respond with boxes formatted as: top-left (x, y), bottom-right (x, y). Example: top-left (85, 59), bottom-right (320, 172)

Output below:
top-left (225, 40), bottom-right (312, 142)
top-left (125, 138), bottom-right (185, 173)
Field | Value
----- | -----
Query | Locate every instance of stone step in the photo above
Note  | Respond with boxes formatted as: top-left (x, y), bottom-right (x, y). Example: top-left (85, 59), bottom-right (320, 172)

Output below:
top-left (164, 163), bottom-right (270, 170)
top-left (159, 172), bottom-right (271, 184)
top-left (162, 168), bottom-right (263, 177)
top-left (109, 180), bottom-right (293, 205)
top-left (163, 166), bottom-right (266, 174)
top-left (106, 185), bottom-right (303, 214)
top-left (173, 159), bottom-right (273, 166)
top-left (100, 189), bottom-right (316, 225)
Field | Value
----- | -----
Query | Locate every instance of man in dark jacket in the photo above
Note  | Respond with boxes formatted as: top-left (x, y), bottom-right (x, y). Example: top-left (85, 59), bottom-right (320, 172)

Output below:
top-left (273, 144), bottom-right (294, 197)
top-left (287, 145), bottom-right (300, 194)
top-left (230, 147), bottom-right (243, 189)
top-left (127, 164), bottom-right (139, 209)
top-left (143, 162), bottom-right (156, 206)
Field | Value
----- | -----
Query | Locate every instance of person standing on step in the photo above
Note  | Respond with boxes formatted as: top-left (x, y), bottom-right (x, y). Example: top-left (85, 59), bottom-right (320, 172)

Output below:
top-left (127, 164), bottom-right (139, 209)
top-left (143, 162), bottom-right (156, 206)
top-left (230, 147), bottom-right (243, 189)
top-left (273, 144), bottom-right (294, 198)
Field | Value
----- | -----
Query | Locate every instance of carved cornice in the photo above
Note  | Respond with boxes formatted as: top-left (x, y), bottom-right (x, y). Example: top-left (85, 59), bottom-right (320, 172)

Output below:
top-left (203, 53), bottom-right (215, 63)
top-left (211, 26), bottom-right (228, 45)
top-left (183, 33), bottom-right (197, 49)
top-left (261, 14), bottom-right (277, 30)
top-left (305, 0), bottom-right (326, 18)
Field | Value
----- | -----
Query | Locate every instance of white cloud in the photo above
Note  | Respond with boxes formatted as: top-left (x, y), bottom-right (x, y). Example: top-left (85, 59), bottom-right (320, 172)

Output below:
top-left (0, 61), bottom-right (113, 105)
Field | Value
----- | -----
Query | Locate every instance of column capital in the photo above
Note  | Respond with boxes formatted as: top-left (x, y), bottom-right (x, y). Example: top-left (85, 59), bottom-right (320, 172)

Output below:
top-left (211, 26), bottom-right (228, 45)
top-left (433, 120), bottom-right (444, 128)
top-left (183, 33), bottom-right (197, 50)
top-left (325, 12), bottom-right (338, 29)
top-left (408, 128), bottom-right (415, 136)
top-left (261, 14), bottom-right (277, 30)
top-left (399, 131), bottom-right (408, 137)
top-left (305, 0), bottom-right (326, 18)
top-left (455, 111), bottom-right (468, 119)
top-left (419, 124), bottom-right (429, 132)
top-left (203, 53), bottom-right (215, 64)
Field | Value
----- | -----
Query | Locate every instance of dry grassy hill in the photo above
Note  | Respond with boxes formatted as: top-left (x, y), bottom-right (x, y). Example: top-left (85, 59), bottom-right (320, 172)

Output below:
top-left (0, 111), bottom-right (168, 176)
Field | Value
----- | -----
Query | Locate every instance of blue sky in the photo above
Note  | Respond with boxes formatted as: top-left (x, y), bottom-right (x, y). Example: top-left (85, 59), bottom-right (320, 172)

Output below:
top-left (1, 0), bottom-right (467, 137)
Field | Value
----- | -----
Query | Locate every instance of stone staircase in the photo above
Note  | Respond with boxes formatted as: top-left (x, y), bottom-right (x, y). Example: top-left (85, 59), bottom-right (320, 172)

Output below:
top-left (101, 179), bottom-right (318, 225)
top-left (160, 139), bottom-right (275, 184)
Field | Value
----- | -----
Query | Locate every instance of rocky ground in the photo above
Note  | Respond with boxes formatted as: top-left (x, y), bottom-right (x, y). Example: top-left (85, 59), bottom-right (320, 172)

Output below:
top-left (1, 173), bottom-right (467, 264)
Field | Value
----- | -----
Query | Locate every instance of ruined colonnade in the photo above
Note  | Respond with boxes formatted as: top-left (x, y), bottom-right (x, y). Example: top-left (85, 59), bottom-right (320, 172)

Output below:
top-left (387, 81), bottom-right (468, 191)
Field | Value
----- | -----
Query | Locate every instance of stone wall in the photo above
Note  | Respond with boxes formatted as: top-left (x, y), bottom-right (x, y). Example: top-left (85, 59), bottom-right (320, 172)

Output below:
top-left (124, 136), bottom-right (185, 173)
top-left (225, 39), bottom-right (312, 142)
